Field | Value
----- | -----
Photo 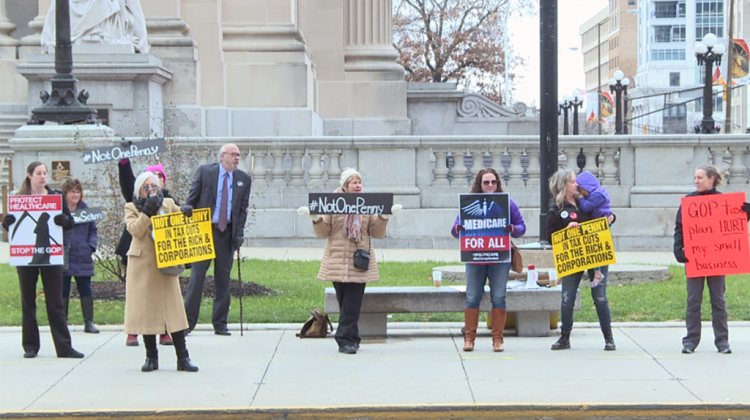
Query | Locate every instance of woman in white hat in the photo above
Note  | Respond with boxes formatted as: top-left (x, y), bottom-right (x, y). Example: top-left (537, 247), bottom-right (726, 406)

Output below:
top-left (298, 168), bottom-right (401, 354)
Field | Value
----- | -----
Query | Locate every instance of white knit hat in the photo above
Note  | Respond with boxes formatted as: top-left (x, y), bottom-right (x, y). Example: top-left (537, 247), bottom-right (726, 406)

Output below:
top-left (339, 167), bottom-right (361, 188)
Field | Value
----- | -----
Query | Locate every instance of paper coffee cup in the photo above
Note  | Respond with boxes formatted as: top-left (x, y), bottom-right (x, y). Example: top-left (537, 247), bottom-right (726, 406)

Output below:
top-left (433, 270), bottom-right (442, 287)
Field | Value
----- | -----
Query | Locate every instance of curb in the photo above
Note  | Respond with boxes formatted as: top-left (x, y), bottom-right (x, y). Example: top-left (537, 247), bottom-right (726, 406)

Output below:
top-left (3, 403), bottom-right (750, 420)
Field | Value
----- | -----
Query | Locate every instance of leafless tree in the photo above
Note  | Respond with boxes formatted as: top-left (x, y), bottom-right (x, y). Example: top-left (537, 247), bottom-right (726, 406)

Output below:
top-left (393, 0), bottom-right (535, 105)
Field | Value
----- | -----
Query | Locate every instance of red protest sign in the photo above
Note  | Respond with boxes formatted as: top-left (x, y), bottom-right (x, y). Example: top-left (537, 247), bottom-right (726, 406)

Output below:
top-left (681, 192), bottom-right (750, 278)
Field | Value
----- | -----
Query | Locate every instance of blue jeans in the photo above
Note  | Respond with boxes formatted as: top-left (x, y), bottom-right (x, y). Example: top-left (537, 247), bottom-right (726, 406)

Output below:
top-left (62, 276), bottom-right (92, 298)
top-left (465, 263), bottom-right (511, 309)
top-left (560, 266), bottom-right (611, 332)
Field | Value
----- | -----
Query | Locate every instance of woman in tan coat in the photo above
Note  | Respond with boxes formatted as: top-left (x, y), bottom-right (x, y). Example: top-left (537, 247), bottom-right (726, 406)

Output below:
top-left (124, 171), bottom-right (198, 372)
top-left (298, 168), bottom-right (401, 354)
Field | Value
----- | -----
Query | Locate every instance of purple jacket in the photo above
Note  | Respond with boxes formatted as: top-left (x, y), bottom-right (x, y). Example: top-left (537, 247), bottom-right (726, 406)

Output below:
top-left (576, 171), bottom-right (612, 219)
top-left (63, 201), bottom-right (98, 277)
top-left (451, 197), bottom-right (526, 238)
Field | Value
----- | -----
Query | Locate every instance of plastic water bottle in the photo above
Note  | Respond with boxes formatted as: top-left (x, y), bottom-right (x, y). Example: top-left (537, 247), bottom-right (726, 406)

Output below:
top-left (526, 265), bottom-right (540, 289)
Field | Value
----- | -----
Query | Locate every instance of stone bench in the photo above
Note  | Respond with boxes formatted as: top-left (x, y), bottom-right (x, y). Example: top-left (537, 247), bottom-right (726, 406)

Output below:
top-left (324, 286), bottom-right (581, 338)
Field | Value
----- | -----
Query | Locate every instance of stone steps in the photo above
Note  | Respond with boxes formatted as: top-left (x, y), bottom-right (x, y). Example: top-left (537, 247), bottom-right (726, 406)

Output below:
top-left (0, 113), bottom-right (26, 185)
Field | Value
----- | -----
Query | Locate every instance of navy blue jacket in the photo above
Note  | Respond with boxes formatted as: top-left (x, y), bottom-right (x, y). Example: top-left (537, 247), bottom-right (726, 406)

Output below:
top-left (63, 201), bottom-right (98, 277)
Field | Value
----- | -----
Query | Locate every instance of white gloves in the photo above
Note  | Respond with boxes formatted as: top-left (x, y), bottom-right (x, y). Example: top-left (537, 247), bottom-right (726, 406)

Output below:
top-left (380, 204), bottom-right (403, 220)
top-left (297, 206), bottom-right (321, 222)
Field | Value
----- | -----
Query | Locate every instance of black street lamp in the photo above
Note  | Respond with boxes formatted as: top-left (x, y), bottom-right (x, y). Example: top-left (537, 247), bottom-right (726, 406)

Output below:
top-left (28, 0), bottom-right (98, 125)
top-left (695, 33), bottom-right (725, 134)
top-left (538, 0), bottom-right (557, 245)
top-left (623, 91), bottom-right (629, 134)
top-left (570, 89), bottom-right (584, 135)
top-left (558, 97), bottom-right (571, 135)
top-left (609, 70), bottom-right (630, 135)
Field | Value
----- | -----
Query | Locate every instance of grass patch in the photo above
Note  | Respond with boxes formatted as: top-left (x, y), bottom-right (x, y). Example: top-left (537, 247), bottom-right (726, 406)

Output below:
top-left (2, 261), bottom-right (750, 327)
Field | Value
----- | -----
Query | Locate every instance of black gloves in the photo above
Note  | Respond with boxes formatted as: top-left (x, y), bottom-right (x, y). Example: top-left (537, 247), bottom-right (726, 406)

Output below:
top-left (455, 225), bottom-right (465, 233)
top-left (233, 237), bottom-right (244, 252)
top-left (742, 202), bottom-right (750, 214)
top-left (120, 140), bottom-right (133, 149)
top-left (54, 214), bottom-right (73, 228)
top-left (504, 224), bottom-right (514, 233)
top-left (2, 214), bottom-right (15, 231)
top-left (675, 248), bottom-right (689, 264)
top-left (142, 194), bottom-right (162, 216)
top-left (180, 204), bottom-right (194, 218)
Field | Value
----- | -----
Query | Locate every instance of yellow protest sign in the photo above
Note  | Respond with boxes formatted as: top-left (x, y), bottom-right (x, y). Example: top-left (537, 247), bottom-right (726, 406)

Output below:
top-left (551, 217), bottom-right (616, 278)
top-left (152, 208), bottom-right (215, 268)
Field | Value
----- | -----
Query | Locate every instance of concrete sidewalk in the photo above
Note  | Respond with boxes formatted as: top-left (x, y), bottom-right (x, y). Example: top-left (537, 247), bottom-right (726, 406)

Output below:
top-left (1, 322), bottom-right (749, 417)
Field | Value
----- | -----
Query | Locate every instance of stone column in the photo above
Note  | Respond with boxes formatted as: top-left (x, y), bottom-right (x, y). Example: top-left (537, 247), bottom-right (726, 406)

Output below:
top-left (343, 0), bottom-right (404, 80)
top-left (182, 0), bottom-right (224, 107)
top-left (18, 0), bottom-right (48, 58)
top-left (221, 0), bottom-right (314, 108)
top-left (0, 0), bottom-right (20, 104)
top-left (142, 0), bottom-right (199, 107)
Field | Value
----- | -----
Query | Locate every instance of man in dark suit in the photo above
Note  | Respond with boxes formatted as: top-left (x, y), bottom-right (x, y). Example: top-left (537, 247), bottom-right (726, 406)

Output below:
top-left (184, 143), bottom-right (252, 335)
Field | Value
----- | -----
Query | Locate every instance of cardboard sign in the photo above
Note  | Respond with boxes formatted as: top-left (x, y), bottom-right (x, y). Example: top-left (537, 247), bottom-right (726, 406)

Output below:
top-left (458, 193), bottom-right (511, 263)
top-left (71, 207), bottom-right (104, 224)
top-left (82, 138), bottom-right (166, 164)
top-left (681, 192), bottom-right (750, 278)
top-left (151, 208), bottom-right (216, 268)
top-left (551, 217), bottom-right (617, 278)
top-left (8, 195), bottom-right (64, 266)
top-left (308, 193), bottom-right (393, 215)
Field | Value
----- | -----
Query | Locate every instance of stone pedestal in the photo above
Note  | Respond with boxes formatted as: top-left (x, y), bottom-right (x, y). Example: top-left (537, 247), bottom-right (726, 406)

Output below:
top-left (17, 52), bottom-right (171, 137)
top-left (0, 0), bottom-right (21, 104)
top-left (9, 124), bottom-right (116, 188)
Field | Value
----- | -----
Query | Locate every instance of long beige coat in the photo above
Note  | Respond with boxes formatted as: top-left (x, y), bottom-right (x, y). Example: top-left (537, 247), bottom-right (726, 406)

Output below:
top-left (123, 198), bottom-right (189, 335)
top-left (313, 214), bottom-right (388, 283)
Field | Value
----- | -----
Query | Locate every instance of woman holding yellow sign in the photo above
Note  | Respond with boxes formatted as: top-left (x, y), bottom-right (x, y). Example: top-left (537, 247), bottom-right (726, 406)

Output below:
top-left (123, 171), bottom-right (198, 372)
top-left (546, 169), bottom-right (616, 352)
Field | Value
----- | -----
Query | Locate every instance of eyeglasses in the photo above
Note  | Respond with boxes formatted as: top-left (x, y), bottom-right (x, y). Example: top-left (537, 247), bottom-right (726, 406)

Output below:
top-left (223, 152), bottom-right (241, 158)
top-left (482, 180), bottom-right (498, 186)
top-left (141, 184), bottom-right (160, 192)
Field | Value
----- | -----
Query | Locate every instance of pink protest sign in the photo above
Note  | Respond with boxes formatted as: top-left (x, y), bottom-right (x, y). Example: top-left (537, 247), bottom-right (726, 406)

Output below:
top-left (681, 192), bottom-right (750, 278)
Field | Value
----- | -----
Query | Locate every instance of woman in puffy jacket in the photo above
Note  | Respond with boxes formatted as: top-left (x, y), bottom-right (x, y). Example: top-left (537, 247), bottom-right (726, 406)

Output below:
top-left (61, 178), bottom-right (99, 334)
top-left (297, 168), bottom-right (400, 355)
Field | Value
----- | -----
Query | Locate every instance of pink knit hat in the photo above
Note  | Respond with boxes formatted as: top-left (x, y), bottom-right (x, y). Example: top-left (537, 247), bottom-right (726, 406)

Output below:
top-left (146, 163), bottom-right (167, 185)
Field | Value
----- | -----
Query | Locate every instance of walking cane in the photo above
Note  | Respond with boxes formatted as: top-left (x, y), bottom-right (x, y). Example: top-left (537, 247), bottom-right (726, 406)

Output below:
top-left (237, 248), bottom-right (244, 336)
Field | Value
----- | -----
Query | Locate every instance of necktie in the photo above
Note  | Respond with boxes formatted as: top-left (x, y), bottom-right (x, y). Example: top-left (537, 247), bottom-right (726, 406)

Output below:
top-left (218, 173), bottom-right (229, 232)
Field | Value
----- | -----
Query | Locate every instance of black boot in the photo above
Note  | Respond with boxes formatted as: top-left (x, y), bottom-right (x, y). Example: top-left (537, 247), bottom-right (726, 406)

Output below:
top-left (551, 330), bottom-right (571, 350)
top-left (141, 348), bottom-right (159, 372)
top-left (80, 297), bottom-right (100, 334)
top-left (173, 331), bottom-right (199, 372)
top-left (603, 329), bottom-right (616, 351)
top-left (62, 297), bottom-right (69, 322)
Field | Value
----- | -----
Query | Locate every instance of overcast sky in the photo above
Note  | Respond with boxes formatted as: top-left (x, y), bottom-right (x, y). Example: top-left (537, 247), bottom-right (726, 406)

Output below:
top-left (509, 0), bottom-right (609, 106)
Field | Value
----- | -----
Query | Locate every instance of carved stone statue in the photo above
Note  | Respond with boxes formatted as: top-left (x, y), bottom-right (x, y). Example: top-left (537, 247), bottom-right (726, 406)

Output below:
top-left (41, 0), bottom-right (150, 53)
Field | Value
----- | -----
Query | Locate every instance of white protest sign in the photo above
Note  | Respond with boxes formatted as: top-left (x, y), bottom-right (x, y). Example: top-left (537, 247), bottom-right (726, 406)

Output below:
top-left (8, 195), bottom-right (64, 266)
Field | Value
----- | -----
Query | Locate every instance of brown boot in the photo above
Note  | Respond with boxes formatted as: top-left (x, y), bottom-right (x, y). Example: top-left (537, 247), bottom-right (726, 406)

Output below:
top-left (463, 308), bottom-right (480, 352)
top-left (491, 308), bottom-right (507, 352)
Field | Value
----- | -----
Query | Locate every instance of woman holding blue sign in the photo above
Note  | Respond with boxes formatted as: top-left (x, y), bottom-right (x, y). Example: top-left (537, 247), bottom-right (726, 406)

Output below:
top-left (61, 178), bottom-right (99, 334)
top-left (546, 169), bottom-right (616, 351)
top-left (451, 168), bottom-right (526, 352)
top-left (2, 162), bottom-right (84, 359)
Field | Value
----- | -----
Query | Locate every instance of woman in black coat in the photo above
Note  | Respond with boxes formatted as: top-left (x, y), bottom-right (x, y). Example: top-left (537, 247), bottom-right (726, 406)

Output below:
top-left (673, 164), bottom-right (750, 354)
top-left (2, 162), bottom-right (84, 359)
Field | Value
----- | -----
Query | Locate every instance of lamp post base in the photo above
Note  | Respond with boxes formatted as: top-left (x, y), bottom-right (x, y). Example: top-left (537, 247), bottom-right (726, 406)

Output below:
top-left (28, 75), bottom-right (99, 125)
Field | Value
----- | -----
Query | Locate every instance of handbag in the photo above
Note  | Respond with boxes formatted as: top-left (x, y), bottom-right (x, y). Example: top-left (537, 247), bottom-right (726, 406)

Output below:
top-left (353, 231), bottom-right (370, 271)
top-left (160, 264), bottom-right (186, 276)
top-left (510, 242), bottom-right (523, 274)
top-left (296, 308), bottom-right (334, 338)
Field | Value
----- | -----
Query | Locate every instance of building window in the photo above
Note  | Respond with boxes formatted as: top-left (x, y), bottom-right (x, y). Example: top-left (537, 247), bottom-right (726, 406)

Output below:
top-left (695, 96), bottom-right (723, 112)
top-left (655, 26), bottom-right (671, 42)
top-left (670, 72), bottom-right (680, 86)
top-left (628, 0), bottom-right (636, 5)
top-left (654, 1), bottom-right (678, 18)
top-left (671, 25), bottom-right (686, 42)
top-left (696, 0), bottom-right (724, 40)
top-left (651, 49), bottom-right (686, 61)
